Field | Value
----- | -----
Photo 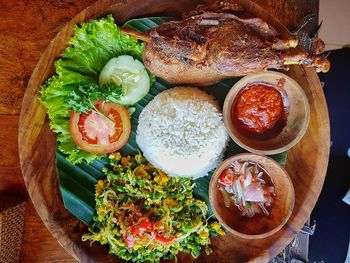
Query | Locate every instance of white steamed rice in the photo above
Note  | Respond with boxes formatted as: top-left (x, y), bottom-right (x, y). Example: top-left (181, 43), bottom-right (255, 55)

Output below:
top-left (136, 87), bottom-right (228, 179)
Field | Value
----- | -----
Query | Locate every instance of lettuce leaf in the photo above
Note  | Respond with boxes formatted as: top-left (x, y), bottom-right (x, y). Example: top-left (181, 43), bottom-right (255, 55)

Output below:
top-left (40, 15), bottom-right (144, 164)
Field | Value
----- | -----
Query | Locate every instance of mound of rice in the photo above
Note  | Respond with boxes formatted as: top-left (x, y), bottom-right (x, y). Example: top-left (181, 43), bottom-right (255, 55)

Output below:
top-left (136, 87), bottom-right (228, 179)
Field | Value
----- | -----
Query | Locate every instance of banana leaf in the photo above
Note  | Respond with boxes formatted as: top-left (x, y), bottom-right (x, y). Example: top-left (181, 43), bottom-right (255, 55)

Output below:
top-left (57, 17), bottom-right (287, 225)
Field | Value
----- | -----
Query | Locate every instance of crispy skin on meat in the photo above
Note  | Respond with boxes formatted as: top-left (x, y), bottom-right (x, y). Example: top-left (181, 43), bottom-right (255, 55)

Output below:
top-left (141, 2), bottom-right (329, 85)
top-left (186, 0), bottom-right (245, 15)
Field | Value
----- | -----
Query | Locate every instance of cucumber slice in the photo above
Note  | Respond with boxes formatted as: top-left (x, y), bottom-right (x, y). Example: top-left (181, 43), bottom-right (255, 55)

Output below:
top-left (99, 55), bottom-right (150, 105)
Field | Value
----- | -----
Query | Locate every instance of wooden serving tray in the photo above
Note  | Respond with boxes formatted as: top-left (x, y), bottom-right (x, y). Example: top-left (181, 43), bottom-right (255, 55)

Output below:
top-left (18, 0), bottom-right (330, 262)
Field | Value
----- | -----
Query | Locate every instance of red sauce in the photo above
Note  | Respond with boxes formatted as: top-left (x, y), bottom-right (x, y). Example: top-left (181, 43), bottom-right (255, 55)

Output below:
top-left (232, 82), bottom-right (288, 139)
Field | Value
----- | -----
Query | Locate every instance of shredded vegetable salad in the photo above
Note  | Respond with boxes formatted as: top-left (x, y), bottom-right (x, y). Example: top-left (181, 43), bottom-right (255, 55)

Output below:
top-left (82, 152), bottom-right (224, 262)
top-left (218, 160), bottom-right (275, 217)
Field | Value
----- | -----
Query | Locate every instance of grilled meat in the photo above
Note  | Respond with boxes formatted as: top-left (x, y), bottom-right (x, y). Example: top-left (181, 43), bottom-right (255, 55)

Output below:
top-left (126, 1), bottom-right (330, 85)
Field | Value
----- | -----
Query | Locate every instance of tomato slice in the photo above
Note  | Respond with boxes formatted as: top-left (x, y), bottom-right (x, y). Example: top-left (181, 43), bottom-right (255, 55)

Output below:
top-left (219, 169), bottom-right (234, 186)
top-left (131, 219), bottom-right (154, 236)
top-left (70, 101), bottom-right (131, 154)
top-left (138, 219), bottom-right (154, 232)
top-left (153, 232), bottom-right (177, 245)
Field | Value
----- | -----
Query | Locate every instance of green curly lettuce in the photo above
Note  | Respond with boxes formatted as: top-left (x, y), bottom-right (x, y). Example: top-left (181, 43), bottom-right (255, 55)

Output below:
top-left (67, 83), bottom-right (124, 113)
top-left (40, 15), bottom-right (145, 164)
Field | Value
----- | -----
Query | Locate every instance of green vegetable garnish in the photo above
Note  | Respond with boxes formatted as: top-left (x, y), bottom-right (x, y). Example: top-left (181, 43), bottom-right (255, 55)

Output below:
top-left (40, 15), bottom-right (146, 163)
top-left (82, 152), bottom-right (224, 263)
top-left (67, 83), bottom-right (123, 113)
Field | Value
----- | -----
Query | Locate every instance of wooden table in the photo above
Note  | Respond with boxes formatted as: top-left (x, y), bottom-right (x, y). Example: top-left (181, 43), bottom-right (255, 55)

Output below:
top-left (0, 0), bottom-right (319, 262)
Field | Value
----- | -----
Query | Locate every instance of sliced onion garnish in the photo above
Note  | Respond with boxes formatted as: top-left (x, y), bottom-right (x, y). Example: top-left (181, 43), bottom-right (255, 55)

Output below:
top-left (244, 183), bottom-right (266, 202)
top-left (241, 161), bottom-right (248, 175)
top-left (243, 171), bottom-right (253, 189)
top-left (232, 161), bottom-right (241, 173)
top-left (235, 179), bottom-right (245, 205)
top-left (254, 164), bottom-right (259, 175)
top-left (230, 179), bottom-right (237, 194)
top-left (256, 177), bottom-right (266, 184)
top-left (258, 203), bottom-right (270, 216)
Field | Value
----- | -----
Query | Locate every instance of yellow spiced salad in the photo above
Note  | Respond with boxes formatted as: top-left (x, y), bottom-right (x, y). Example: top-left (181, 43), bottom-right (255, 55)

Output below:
top-left (82, 152), bottom-right (224, 262)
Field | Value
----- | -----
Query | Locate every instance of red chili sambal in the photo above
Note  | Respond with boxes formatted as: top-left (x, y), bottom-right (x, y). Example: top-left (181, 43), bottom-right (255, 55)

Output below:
top-left (232, 82), bottom-right (287, 137)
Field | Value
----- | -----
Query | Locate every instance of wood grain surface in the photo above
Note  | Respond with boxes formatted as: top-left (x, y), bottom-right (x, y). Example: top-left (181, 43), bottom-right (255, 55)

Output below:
top-left (0, 0), bottom-right (321, 262)
top-left (0, 1), bottom-right (96, 262)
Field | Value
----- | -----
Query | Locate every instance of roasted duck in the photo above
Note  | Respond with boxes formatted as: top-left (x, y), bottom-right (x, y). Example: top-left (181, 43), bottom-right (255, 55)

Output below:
top-left (123, 0), bottom-right (330, 85)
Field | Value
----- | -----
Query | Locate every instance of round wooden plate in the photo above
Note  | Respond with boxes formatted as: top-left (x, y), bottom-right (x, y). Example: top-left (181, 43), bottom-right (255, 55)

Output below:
top-left (18, 0), bottom-right (330, 262)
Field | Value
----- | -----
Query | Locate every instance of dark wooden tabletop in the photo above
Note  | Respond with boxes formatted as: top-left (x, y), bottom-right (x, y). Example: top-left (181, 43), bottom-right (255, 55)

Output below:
top-left (0, 0), bottom-right (318, 262)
